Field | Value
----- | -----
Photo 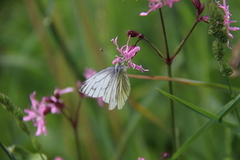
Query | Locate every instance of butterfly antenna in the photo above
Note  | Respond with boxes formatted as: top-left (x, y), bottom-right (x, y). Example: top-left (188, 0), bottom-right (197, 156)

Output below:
top-left (100, 48), bottom-right (115, 59)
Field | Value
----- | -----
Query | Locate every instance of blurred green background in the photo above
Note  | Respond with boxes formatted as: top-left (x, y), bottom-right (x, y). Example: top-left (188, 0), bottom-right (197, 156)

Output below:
top-left (1, 0), bottom-right (240, 159)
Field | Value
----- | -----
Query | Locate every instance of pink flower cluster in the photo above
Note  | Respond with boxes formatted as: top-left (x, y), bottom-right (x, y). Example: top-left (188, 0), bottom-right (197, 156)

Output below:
top-left (23, 87), bottom-right (74, 136)
top-left (217, 0), bottom-right (240, 45)
top-left (111, 37), bottom-right (149, 72)
top-left (140, 0), bottom-right (180, 16)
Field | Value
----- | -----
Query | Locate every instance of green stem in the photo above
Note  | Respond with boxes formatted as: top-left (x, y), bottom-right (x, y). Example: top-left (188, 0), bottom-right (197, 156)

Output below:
top-left (158, 9), bottom-right (170, 59)
top-left (225, 77), bottom-right (240, 124)
top-left (143, 38), bottom-right (165, 59)
top-left (225, 77), bottom-right (234, 98)
top-left (172, 21), bottom-right (198, 59)
top-left (61, 99), bottom-right (82, 160)
top-left (158, 8), bottom-right (177, 153)
top-left (73, 124), bottom-right (81, 160)
top-left (72, 100), bottom-right (82, 160)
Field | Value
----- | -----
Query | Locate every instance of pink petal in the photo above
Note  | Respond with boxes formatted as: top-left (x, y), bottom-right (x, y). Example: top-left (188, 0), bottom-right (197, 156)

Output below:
top-left (84, 68), bottom-right (97, 78)
top-left (57, 87), bottom-right (74, 95)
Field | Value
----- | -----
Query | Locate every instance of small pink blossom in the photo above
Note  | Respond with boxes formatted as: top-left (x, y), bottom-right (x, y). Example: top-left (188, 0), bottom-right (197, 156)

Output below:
top-left (111, 36), bottom-right (149, 72)
top-left (161, 152), bottom-right (170, 159)
top-left (23, 92), bottom-right (48, 136)
top-left (128, 61), bottom-right (149, 72)
top-left (84, 68), bottom-right (97, 79)
top-left (54, 157), bottom-right (64, 160)
top-left (97, 97), bottom-right (104, 107)
top-left (217, 0), bottom-right (240, 47)
top-left (54, 87), bottom-right (74, 95)
top-left (23, 88), bottom-right (74, 136)
top-left (138, 158), bottom-right (146, 160)
top-left (47, 87), bottom-right (74, 113)
top-left (140, 0), bottom-right (180, 16)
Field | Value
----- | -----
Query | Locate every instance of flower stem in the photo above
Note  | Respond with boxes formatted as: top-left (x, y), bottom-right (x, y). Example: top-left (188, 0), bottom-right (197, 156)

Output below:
top-left (225, 77), bottom-right (234, 98)
top-left (172, 21), bottom-right (198, 60)
top-left (61, 99), bottom-right (82, 160)
top-left (73, 124), bottom-right (81, 160)
top-left (158, 8), bottom-right (177, 153)
top-left (72, 100), bottom-right (82, 160)
top-left (142, 38), bottom-right (165, 59)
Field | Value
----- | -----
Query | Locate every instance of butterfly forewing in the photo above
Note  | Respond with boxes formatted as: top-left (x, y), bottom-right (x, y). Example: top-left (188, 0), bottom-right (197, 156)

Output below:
top-left (80, 66), bottom-right (115, 98)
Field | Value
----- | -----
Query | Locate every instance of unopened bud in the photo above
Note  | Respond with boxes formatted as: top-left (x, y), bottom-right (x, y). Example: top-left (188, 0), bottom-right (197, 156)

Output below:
top-left (126, 30), bottom-right (139, 37)
top-left (137, 33), bottom-right (145, 39)
top-left (200, 15), bottom-right (209, 23)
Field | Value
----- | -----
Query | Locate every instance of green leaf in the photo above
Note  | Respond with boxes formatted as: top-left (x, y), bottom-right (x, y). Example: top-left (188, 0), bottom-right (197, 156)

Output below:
top-left (31, 137), bottom-right (42, 151)
top-left (0, 143), bottom-right (47, 160)
top-left (158, 88), bottom-right (240, 130)
top-left (14, 145), bottom-right (47, 160)
top-left (0, 93), bottom-right (31, 135)
top-left (170, 94), bottom-right (240, 159)
top-left (157, 89), bottom-right (240, 159)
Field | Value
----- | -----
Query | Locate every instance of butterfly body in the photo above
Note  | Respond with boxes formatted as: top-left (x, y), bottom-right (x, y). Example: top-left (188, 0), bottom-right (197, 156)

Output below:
top-left (80, 61), bottom-right (130, 110)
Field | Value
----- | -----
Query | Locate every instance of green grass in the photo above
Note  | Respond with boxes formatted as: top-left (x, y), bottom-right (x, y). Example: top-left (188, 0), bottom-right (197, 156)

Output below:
top-left (0, 0), bottom-right (240, 160)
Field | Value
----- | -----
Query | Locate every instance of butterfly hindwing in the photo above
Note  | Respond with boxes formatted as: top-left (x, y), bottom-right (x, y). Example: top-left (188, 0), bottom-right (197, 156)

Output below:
top-left (116, 68), bottom-right (130, 110)
top-left (103, 70), bottom-right (119, 110)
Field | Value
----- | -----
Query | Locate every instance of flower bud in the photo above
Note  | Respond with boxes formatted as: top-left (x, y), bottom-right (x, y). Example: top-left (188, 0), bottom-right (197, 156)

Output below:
top-left (219, 61), bottom-right (233, 76)
top-left (137, 33), bottom-right (145, 39)
top-left (43, 106), bottom-right (51, 115)
top-left (126, 30), bottom-right (139, 37)
top-left (162, 152), bottom-right (170, 159)
top-left (200, 15), bottom-right (209, 23)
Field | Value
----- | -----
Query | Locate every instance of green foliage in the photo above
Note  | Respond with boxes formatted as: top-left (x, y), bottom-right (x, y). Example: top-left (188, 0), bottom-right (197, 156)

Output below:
top-left (0, 0), bottom-right (240, 160)
top-left (0, 143), bottom-right (47, 160)
top-left (0, 93), bottom-right (30, 136)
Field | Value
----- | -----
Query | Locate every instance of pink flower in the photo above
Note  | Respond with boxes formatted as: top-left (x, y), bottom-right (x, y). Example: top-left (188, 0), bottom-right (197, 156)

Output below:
top-left (138, 158), bottom-right (146, 160)
top-left (84, 68), bottom-right (96, 79)
top-left (23, 92), bottom-right (48, 136)
top-left (47, 87), bottom-right (74, 113)
top-left (111, 36), bottom-right (149, 72)
top-left (140, 0), bottom-right (180, 16)
top-left (54, 87), bottom-right (74, 95)
top-left (161, 152), bottom-right (170, 159)
top-left (23, 88), bottom-right (74, 136)
top-left (217, 0), bottom-right (240, 46)
top-left (54, 157), bottom-right (64, 160)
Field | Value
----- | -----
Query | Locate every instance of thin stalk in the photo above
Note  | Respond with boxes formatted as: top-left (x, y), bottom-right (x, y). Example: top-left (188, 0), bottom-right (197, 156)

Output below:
top-left (225, 77), bottom-right (240, 124)
top-left (73, 124), bottom-right (81, 160)
top-left (143, 38), bottom-right (165, 59)
top-left (225, 77), bottom-right (234, 98)
top-left (72, 100), bottom-right (82, 160)
top-left (172, 21), bottom-right (198, 59)
top-left (61, 99), bottom-right (82, 160)
top-left (158, 8), bottom-right (177, 153)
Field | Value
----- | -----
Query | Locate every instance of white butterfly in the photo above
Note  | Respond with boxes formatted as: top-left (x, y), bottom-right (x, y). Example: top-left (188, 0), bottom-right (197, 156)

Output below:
top-left (79, 61), bottom-right (130, 110)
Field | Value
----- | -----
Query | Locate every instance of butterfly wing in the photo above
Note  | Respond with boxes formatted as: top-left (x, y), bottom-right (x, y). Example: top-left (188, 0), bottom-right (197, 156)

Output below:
top-left (116, 69), bottom-right (130, 110)
top-left (80, 66), bottom-right (115, 98)
top-left (80, 62), bottom-right (131, 110)
top-left (102, 70), bottom-right (119, 110)
top-left (103, 64), bottom-right (130, 110)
